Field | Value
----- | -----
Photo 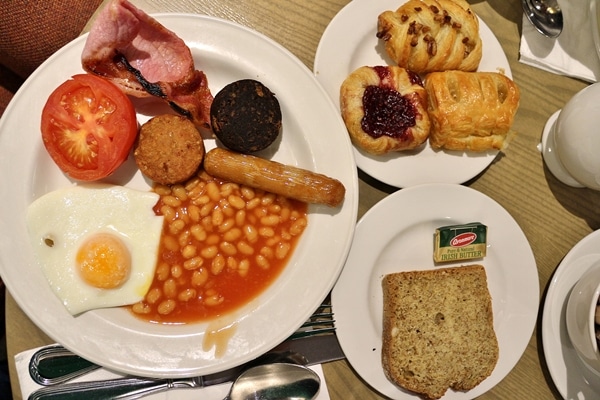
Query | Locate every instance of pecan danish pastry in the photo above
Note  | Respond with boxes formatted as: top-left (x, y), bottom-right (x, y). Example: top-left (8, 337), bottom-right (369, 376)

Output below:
top-left (377, 0), bottom-right (482, 74)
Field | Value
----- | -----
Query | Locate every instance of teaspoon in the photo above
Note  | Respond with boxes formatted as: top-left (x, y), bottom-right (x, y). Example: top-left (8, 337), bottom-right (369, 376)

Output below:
top-left (522, 0), bottom-right (563, 38)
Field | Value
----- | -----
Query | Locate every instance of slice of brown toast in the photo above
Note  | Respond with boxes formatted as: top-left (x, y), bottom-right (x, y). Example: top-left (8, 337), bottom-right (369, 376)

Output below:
top-left (381, 264), bottom-right (499, 400)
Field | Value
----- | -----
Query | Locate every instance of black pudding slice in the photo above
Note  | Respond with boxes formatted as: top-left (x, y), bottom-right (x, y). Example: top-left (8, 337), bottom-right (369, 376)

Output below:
top-left (210, 79), bottom-right (282, 153)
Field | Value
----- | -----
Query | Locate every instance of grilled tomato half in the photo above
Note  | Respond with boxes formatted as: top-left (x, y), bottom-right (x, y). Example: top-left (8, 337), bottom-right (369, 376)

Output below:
top-left (41, 74), bottom-right (138, 181)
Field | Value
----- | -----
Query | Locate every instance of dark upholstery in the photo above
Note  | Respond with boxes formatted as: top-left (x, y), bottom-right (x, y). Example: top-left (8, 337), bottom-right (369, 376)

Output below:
top-left (0, 0), bottom-right (103, 117)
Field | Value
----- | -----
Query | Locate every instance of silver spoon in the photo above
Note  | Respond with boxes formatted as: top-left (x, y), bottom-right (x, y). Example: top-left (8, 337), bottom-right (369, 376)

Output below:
top-left (224, 363), bottom-right (320, 400)
top-left (28, 362), bottom-right (320, 400)
top-left (522, 0), bottom-right (563, 38)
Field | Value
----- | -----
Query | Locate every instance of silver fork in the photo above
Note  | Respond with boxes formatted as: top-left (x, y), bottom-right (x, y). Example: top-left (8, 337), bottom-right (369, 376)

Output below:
top-left (288, 301), bottom-right (335, 339)
top-left (29, 299), bottom-right (336, 386)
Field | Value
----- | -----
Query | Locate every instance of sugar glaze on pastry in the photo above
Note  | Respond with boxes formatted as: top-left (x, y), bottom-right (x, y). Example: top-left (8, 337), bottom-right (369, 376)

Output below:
top-left (377, 0), bottom-right (482, 74)
top-left (425, 71), bottom-right (520, 152)
top-left (340, 66), bottom-right (430, 155)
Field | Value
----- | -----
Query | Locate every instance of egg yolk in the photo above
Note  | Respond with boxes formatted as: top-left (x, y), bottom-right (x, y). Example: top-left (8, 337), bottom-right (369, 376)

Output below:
top-left (76, 233), bottom-right (131, 289)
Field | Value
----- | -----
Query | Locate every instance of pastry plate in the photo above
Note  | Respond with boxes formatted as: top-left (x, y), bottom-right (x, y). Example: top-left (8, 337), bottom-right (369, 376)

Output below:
top-left (314, 0), bottom-right (512, 188)
top-left (542, 230), bottom-right (600, 399)
top-left (0, 14), bottom-right (358, 378)
top-left (332, 184), bottom-right (538, 399)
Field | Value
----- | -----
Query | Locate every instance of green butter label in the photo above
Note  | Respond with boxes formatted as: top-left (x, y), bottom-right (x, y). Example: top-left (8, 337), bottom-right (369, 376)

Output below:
top-left (434, 222), bottom-right (487, 263)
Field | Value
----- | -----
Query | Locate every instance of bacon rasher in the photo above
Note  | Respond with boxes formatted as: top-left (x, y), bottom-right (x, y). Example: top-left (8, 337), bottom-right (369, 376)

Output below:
top-left (81, 0), bottom-right (212, 127)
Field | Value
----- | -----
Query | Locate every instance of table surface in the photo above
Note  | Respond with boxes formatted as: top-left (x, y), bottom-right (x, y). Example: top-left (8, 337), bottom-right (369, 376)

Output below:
top-left (6, 0), bottom-right (600, 399)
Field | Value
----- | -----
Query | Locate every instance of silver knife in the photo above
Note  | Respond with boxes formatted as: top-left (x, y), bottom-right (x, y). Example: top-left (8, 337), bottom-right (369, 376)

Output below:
top-left (27, 334), bottom-right (344, 400)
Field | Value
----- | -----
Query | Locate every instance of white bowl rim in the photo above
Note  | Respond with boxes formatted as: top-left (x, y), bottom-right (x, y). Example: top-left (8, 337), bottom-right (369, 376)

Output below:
top-left (588, 285), bottom-right (600, 355)
top-left (567, 260), bottom-right (600, 372)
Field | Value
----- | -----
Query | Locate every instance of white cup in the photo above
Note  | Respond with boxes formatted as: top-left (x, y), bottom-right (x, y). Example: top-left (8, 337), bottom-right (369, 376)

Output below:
top-left (541, 82), bottom-right (600, 190)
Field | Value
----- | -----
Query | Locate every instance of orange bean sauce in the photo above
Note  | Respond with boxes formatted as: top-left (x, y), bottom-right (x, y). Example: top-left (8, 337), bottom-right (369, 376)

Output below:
top-left (129, 171), bottom-right (308, 324)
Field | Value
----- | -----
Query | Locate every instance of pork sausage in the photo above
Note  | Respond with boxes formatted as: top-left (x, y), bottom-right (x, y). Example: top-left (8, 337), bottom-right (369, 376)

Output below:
top-left (204, 148), bottom-right (345, 207)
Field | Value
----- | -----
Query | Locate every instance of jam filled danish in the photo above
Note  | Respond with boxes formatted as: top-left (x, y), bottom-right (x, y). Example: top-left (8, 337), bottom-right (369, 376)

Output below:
top-left (340, 65), bottom-right (430, 155)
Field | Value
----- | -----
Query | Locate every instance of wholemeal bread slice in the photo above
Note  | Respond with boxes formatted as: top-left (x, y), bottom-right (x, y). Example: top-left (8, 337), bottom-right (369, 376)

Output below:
top-left (381, 264), bottom-right (498, 400)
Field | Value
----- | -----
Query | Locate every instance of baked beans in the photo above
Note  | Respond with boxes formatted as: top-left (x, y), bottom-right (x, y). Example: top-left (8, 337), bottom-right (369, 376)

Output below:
top-left (130, 171), bottom-right (308, 323)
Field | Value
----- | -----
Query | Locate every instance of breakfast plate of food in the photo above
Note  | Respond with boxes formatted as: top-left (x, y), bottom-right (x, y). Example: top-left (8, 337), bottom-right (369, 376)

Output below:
top-left (542, 230), bottom-right (600, 399)
top-left (0, 6), bottom-right (358, 378)
top-left (314, 0), bottom-right (515, 188)
top-left (332, 183), bottom-right (538, 399)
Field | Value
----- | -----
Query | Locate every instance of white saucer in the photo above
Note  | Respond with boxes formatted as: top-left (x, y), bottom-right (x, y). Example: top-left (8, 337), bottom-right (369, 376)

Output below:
top-left (542, 230), bottom-right (600, 398)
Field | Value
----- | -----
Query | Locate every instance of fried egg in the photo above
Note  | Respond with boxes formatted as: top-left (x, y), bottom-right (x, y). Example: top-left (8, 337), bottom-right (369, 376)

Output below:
top-left (26, 184), bottom-right (164, 315)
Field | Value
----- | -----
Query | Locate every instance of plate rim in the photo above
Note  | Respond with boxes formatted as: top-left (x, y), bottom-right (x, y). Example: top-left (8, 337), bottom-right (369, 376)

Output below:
top-left (332, 182), bottom-right (539, 399)
top-left (0, 12), bottom-right (358, 378)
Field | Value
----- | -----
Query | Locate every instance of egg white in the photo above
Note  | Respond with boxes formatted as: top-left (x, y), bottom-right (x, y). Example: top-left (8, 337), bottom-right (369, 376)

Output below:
top-left (26, 184), bottom-right (164, 315)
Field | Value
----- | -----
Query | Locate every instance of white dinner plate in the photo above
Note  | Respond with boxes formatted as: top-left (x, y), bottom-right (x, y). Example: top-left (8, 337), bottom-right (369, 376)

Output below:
top-left (314, 0), bottom-right (512, 188)
top-left (542, 230), bottom-right (600, 399)
top-left (332, 183), bottom-right (538, 399)
top-left (0, 14), bottom-right (358, 378)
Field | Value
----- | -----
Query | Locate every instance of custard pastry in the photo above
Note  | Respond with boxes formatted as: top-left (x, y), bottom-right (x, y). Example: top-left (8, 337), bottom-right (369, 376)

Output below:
top-left (425, 71), bottom-right (520, 152)
top-left (340, 65), bottom-right (430, 155)
top-left (377, 0), bottom-right (482, 74)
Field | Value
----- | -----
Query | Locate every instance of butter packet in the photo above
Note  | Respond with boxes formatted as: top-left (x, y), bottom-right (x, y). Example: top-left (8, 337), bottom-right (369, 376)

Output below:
top-left (434, 222), bottom-right (487, 263)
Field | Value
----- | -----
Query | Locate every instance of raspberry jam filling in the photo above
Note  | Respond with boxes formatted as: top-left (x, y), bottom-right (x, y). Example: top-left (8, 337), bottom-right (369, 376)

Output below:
top-left (361, 85), bottom-right (417, 140)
